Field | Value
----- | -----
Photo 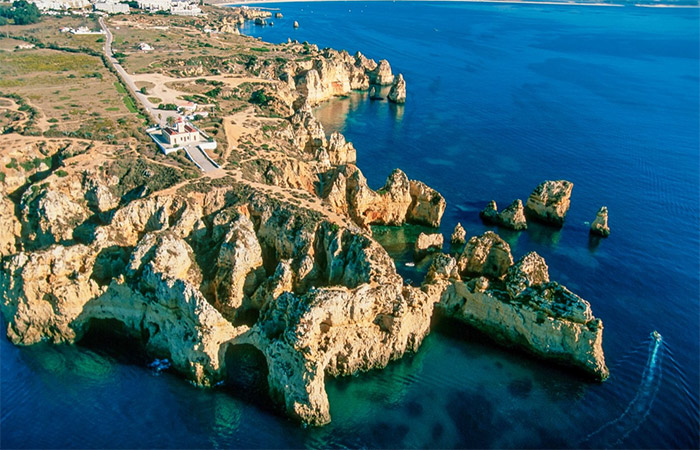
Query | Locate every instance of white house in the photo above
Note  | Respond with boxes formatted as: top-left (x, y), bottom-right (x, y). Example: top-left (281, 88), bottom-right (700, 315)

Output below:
top-left (139, 42), bottom-right (154, 51)
top-left (163, 119), bottom-right (200, 146)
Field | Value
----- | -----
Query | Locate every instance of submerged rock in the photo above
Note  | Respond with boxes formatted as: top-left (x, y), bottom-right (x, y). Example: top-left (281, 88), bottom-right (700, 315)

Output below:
top-left (590, 206), bottom-right (610, 237)
top-left (524, 180), bottom-right (573, 226)
top-left (388, 73), bottom-right (406, 104)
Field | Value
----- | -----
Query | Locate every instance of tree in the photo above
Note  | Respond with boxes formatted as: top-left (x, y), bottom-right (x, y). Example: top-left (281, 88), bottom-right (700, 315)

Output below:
top-left (9, 0), bottom-right (41, 25)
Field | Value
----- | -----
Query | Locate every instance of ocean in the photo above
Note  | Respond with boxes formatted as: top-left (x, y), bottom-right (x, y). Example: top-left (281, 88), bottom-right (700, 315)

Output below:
top-left (2, 2), bottom-right (698, 448)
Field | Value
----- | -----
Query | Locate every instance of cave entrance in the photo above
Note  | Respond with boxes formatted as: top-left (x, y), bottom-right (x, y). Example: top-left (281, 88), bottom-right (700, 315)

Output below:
top-left (77, 318), bottom-right (149, 366)
top-left (224, 344), bottom-right (274, 409)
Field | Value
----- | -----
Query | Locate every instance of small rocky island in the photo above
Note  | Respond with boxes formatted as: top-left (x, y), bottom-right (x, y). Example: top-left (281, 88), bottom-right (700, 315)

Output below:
top-left (0, 5), bottom-right (608, 427)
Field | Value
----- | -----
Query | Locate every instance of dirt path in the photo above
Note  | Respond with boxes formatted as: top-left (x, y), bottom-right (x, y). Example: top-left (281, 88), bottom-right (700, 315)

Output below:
top-left (130, 73), bottom-right (273, 109)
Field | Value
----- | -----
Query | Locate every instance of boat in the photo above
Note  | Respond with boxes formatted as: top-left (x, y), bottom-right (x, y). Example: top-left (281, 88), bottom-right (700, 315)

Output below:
top-left (651, 330), bottom-right (662, 342)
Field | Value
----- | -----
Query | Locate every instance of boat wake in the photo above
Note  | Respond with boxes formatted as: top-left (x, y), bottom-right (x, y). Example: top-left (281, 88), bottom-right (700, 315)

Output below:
top-left (578, 331), bottom-right (664, 448)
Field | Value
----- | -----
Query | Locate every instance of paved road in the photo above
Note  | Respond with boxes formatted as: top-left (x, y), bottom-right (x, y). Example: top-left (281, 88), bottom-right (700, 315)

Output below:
top-left (185, 144), bottom-right (219, 172)
top-left (99, 17), bottom-right (159, 122)
top-left (99, 17), bottom-right (219, 173)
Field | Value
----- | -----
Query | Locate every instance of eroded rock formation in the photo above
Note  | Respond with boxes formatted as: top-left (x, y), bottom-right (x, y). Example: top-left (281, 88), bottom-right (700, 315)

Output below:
top-left (590, 206), bottom-right (610, 237)
top-left (388, 73), bottom-right (406, 104)
top-left (525, 180), bottom-right (573, 226)
top-left (320, 166), bottom-right (445, 229)
top-left (423, 236), bottom-right (608, 381)
top-left (414, 232), bottom-right (443, 260)
top-left (451, 222), bottom-right (466, 245)
top-left (480, 199), bottom-right (527, 230)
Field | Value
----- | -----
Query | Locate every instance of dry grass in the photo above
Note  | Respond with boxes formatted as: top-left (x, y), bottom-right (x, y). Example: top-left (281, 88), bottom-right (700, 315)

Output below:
top-left (0, 48), bottom-right (143, 141)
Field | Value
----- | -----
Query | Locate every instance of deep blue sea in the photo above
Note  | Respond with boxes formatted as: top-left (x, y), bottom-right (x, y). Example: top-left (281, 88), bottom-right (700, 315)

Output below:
top-left (2, 2), bottom-right (699, 448)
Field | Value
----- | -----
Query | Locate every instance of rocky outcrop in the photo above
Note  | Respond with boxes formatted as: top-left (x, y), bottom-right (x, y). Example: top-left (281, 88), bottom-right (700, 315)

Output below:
top-left (369, 59), bottom-right (394, 85)
top-left (388, 73), bottom-right (406, 104)
top-left (0, 193), bottom-right (20, 257)
top-left (293, 20), bottom-right (299, 28)
top-left (327, 131), bottom-right (357, 165)
top-left (425, 249), bottom-right (608, 381)
top-left (480, 199), bottom-right (527, 230)
top-left (590, 206), bottom-right (610, 237)
top-left (290, 101), bottom-right (327, 151)
top-left (289, 50), bottom-right (370, 105)
top-left (211, 214), bottom-right (265, 319)
top-left (451, 222), bottom-right (466, 245)
top-left (407, 180), bottom-right (446, 227)
top-left (1, 180), bottom-right (441, 426)
top-left (354, 51), bottom-right (377, 72)
top-left (414, 232), bottom-right (443, 260)
top-left (320, 166), bottom-right (445, 229)
top-left (457, 231), bottom-right (514, 280)
top-left (525, 180), bottom-right (573, 226)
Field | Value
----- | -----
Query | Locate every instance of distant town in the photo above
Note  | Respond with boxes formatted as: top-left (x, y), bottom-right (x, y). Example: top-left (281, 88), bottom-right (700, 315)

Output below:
top-left (30, 0), bottom-right (204, 16)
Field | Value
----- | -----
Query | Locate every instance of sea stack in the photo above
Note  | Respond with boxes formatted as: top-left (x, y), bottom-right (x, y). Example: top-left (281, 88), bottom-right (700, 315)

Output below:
top-left (293, 20), bottom-right (299, 28)
top-left (479, 199), bottom-right (527, 230)
top-left (590, 206), bottom-right (610, 237)
top-left (524, 180), bottom-right (573, 226)
top-left (369, 59), bottom-right (394, 85)
top-left (388, 73), bottom-right (406, 104)
top-left (451, 222), bottom-right (466, 245)
top-left (275, 12), bottom-right (283, 18)
top-left (414, 232), bottom-right (443, 260)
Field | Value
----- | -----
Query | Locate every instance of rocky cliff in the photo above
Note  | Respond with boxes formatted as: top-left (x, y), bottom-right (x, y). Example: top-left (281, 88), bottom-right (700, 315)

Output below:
top-left (423, 233), bottom-right (608, 380)
top-left (0, 166), bottom-right (440, 425)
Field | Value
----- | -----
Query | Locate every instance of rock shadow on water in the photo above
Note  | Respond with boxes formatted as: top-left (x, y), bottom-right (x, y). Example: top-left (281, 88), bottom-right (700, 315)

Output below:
top-left (525, 220), bottom-right (562, 248)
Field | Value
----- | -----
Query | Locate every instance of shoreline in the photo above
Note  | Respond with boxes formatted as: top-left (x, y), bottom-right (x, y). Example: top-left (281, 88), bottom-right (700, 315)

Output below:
top-left (213, 0), bottom-right (700, 9)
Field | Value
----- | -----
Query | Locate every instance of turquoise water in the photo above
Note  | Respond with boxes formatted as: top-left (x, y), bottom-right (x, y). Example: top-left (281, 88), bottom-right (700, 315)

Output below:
top-left (2, 2), bottom-right (699, 448)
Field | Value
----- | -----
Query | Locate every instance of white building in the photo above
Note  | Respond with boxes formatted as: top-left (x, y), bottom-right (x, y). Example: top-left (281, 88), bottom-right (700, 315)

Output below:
top-left (71, 26), bottom-right (106, 35)
top-left (94, 1), bottom-right (130, 14)
top-left (31, 0), bottom-right (90, 11)
top-left (163, 119), bottom-right (200, 146)
top-left (139, 42), bottom-right (153, 51)
top-left (137, 0), bottom-right (170, 12)
top-left (170, 1), bottom-right (201, 16)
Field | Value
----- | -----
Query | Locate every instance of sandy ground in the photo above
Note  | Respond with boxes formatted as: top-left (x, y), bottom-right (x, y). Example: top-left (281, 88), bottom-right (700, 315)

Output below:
top-left (130, 73), bottom-right (274, 108)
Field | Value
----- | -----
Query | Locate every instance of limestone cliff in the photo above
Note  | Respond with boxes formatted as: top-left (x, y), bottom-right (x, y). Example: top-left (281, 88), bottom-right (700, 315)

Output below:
top-left (423, 233), bottom-right (608, 381)
top-left (0, 176), bottom-right (439, 425)
top-left (320, 165), bottom-right (445, 229)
